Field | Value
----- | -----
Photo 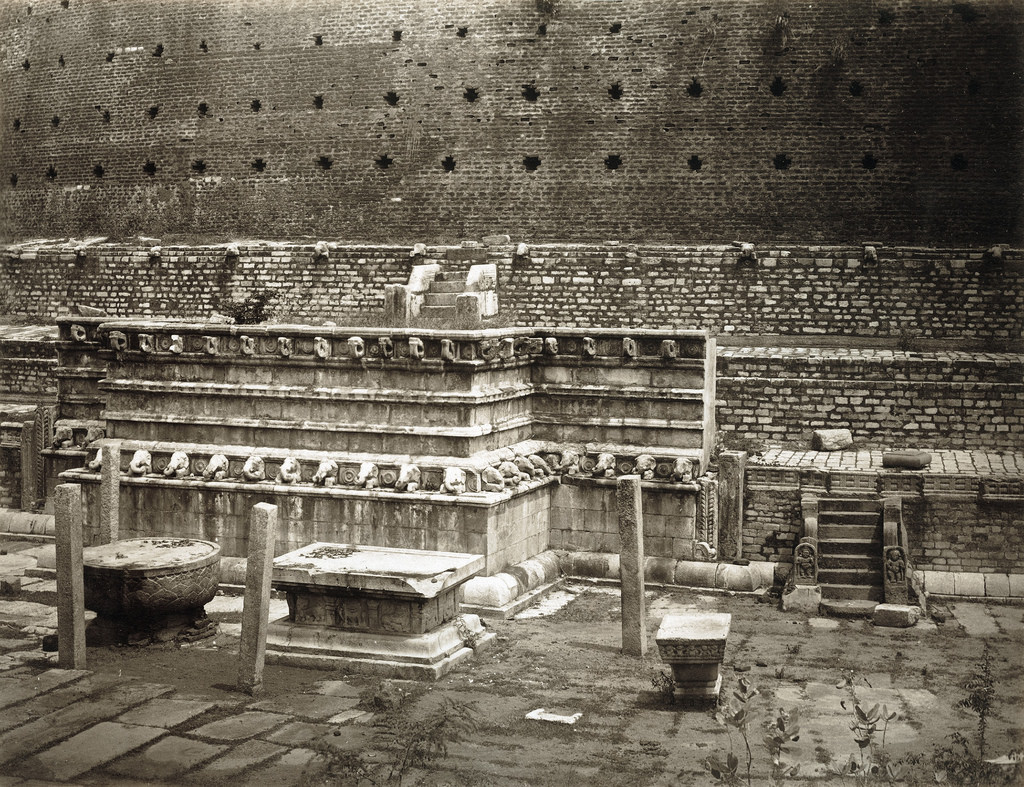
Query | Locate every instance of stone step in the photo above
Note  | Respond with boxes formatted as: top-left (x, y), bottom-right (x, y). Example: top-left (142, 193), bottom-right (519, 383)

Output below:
top-left (820, 583), bottom-right (885, 602)
top-left (432, 270), bottom-right (466, 283)
top-left (418, 305), bottom-right (458, 320)
top-left (818, 568), bottom-right (884, 586)
top-left (428, 280), bottom-right (467, 293)
top-left (818, 510), bottom-right (881, 526)
top-left (422, 292), bottom-right (459, 307)
top-left (819, 524), bottom-right (881, 541)
top-left (817, 498), bottom-right (880, 513)
top-left (820, 598), bottom-right (879, 618)
top-left (818, 537), bottom-right (882, 556)
top-left (818, 554), bottom-right (875, 570)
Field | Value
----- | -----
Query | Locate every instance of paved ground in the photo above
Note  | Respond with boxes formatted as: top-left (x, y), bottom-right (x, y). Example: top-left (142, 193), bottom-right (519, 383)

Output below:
top-left (753, 448), bottom-right (1024, 476)
top-left (0, 538), bottom-right (1022, 785)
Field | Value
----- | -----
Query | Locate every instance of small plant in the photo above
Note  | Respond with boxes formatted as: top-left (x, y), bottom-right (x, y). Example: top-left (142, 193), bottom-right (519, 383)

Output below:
top-left (763, 706), bottom-right (801, 781)
top-left (221, 292), bottom-right (272, 325)
top-left (651, 669), bottom-right (676, 703)
top-left (706, 677), bottom-right (760, 786)
top-left (387, 698), bottom-right (478, 785)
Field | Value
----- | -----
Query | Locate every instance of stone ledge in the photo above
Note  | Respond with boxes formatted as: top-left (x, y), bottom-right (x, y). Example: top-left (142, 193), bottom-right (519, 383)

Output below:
top-left (555, 550), bottom-right (775, 592)
top-left (921, 570), bottom-right (1024, 599)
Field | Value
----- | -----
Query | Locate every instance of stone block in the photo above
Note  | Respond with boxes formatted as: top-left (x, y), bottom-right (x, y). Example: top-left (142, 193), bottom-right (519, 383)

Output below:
top-left (655, 612), bottom-right (730, 704)
top-left (644, 556), bottom-right (675, 584)
top-left (812, 429), bottom-right (853, 451)
top-left (782, 585), bottom-right (821, 614)
top-left (460, 575), bottom-right (514, 608)
top-left (953, 572), bottom-right (985, 597)
top-left (717, 564), bottom-right (755, 592)
top-left (674, 560), bottom-right (717, 588)
top-left (924, 570), bottom-right (955, 595)
top-left (872, 604), bottom-right (920, 628)
top-left (1008, 574), bottom-right (1024, 598)
top-left (983, 573), bottom-right (1010, 598)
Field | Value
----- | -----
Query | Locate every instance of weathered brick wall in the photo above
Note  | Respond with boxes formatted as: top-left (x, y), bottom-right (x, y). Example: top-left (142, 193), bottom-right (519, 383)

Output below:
top-left (904, 496), bottom-right (1024, 575)
top-left (1, 0), bottom-right (1021, 244)
top-left (0, 446), bottom-right (21, 508)
top-left (742, 486), bottom-right (802, 563)
top-left (717, 351), bottom-right (1024, 450)
top-left (0, 339), bottom-right (58, 398)
top-left (3, 244), bottom-right (1021, 347)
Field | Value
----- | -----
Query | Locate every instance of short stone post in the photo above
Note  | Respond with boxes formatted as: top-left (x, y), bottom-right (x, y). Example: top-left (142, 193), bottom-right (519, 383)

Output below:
top-left (54, 483), bottom-right (86, 669)
top-left (237, 502), bottom-right (277, 696)
top-left (19, 420), bottom-right (36, 510)
top-left (617, 475), bottom-right (647, 657)
top-left (656, 612), bottom-right (730, 705)
top-left (99, 441), bottom-right (122, 543)
top-left (716, 451), bottom-right (747, 562)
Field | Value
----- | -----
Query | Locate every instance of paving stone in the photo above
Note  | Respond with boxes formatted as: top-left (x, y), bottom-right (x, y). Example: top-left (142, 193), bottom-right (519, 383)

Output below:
top-left (106, 735), bottom-right (226, 781)
top-left (192, 738), bottom-right (287, 779)
top-left (0, 678), bottom-right (173, 765)
top-left (308, 679), bottom-right (361, 697)
top-left (807, 617), bottom-right (840, 630)
top-left (327, 709), bottom-right (374, 724)
top-left (21, 721), bottom-right (163, 781)
top-left (249, 693), bottom-right (360, 719)
top-left (118, 698), bottom-right (217, 729)
top-left (241, 747), bottom-right (325, 787)
top-left (0, 672), bottom-right (127, 733)
top-left (263, 720), bottom-right (333, 746)
top-left (0, 668), bottom-right (88, 710)
top-left (190, 710), bottom-right (290, 741)
top-left (950, 603), bottom-right (1000, 637)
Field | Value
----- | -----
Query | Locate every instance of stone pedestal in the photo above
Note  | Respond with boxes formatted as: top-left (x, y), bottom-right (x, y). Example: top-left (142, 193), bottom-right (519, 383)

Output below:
top-left (655, 612), bottom-right (730, 705)
top-left (266, 543), bottom-right (494, 679)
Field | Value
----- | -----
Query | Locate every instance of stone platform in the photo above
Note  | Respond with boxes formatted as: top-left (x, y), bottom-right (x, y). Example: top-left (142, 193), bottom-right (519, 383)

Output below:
top-left (266, 543), bottom-right (495, 679)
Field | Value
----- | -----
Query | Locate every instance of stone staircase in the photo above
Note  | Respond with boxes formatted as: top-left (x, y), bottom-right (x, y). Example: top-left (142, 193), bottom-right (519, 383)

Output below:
top-left (419, 270), bottom-right (468, 320)
top-left (816, 498), bottom-right (884, 614)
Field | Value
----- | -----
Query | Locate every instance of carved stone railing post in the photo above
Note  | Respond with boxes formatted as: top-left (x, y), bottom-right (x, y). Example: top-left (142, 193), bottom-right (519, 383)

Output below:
top-left (783, 494), bottom-right (821, 613)
top-left (882, 496), bottom-right (909, 605)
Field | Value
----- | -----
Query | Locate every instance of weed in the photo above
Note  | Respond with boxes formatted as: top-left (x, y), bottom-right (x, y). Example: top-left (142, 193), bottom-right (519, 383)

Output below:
top-left (651, 669), bottom-right (676, 703)
top-left (220, 292), bottom-right (272, 324)
top-left (387, 697), bottom-right (478, 784)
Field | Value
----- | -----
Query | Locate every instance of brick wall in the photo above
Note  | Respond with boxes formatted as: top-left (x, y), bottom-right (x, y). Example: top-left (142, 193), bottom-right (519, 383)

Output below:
top-left (905, 496), bottom-right (1024, 575)
top-left (0, 446), bottom-right (21, 508)
top-left (717, 350), bottom-right (1024, 450)
top-left (0, 339), bottom-right (58, 398)
top-left (1, 0), bottom-right (1021, 244)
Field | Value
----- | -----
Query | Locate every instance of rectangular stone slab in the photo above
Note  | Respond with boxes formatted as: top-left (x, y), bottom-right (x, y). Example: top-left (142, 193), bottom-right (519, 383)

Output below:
top-left (656, 612), bottom-right (731, 663)
top-left (272, 543), bottom-right (484, 600)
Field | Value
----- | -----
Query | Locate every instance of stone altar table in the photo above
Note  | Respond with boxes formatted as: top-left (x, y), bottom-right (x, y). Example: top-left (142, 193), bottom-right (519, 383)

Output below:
top-left (655, 612), bottom-right (731, 705)
top-left (265, 543), bottom-right (494, 679)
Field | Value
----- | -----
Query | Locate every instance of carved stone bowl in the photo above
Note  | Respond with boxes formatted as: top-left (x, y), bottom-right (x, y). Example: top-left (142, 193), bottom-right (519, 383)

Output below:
top-left (83, 538), bottom-right (221, 621)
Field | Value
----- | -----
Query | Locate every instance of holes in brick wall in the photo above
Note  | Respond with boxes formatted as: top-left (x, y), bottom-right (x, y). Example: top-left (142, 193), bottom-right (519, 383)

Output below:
top-left (106, 52), bottom-right (115, 62)
top-left (51, 115), bottom-right (60, 127)
top-left (152, 43), bottom-right (163, 57)
top-left (849, 80), bottom-right (863, 96)
top-left (687, 78), bottom-right (703, 98)
top-left (22, 59), bottom-right (30, 70)
top-left (688, 154), bottom-right (702, 171)
top-left (93, 163), bottom-right (104, 177)
top-left (770, 76), bottom-right (787, 96)
top-left (608, 82), bottom-right (623, 100)
top-left (147, 105), bottom-right (160, 119)
top-left (61, 0), bottom-right (68, 7)
top-left (604, 154), bottom-right (622, 170)
top-left (197, 102), bottom-right (208, 116)
top-left (441, 155), bottom-right (456, 172)
top-left (967, 77), bottom-right (980, 96)
top-left (773, 153), bottom-right (792, 170)
top-left (317, 155), bottom-right (333, 170)
top-left (384, 91), bottom-right (400, 106)
top-left (253, 42), bottom-right (261, 50)
top-left (952, 2), bottom-right (979, 22)
top-left (142, 160), bottom-right (156, 176)
top-left (457, 27), bottom-right (468, 38)
top-left (862, 153), bottom-right (878, 170)
top-left (45, 165), bottom-right (57, 180)
top-left (10, 174), bottom-right (18, 187)
top-left (522, 84), bottom-right (540, 101)
top-left (538, 23), bottom-right (547, 35)
top-left (523, 156), bottom-right (541, 171)
top-left (252, 158), bottom-right (266, 172)
top-left (12, 118), bottom-right (20, 131)
top-left (58, 54), bottom-right (65, 67)
top-left (951, 153), bottom-right (968, 170)
top-left (191, 159), bottom-right (206, 173)
top-left (251, 99), bottom-right (261, 112)
top-left (313, 94), bottom-right (324, 109)
top-left (878, 8), bottom-right (895, 25)
top-left (609, 22), bottom-right (621, 34)
top-left (376, 154), bottom-right (393, 170)
top-left (392, 30), bottom-right (402, 42)
top-left (313, 34), bottom-right (323, 46)
top-left (102, 109), bottom-right (110, 122)
top-left (199, 40), bottom-right (208, 52)
top-left (463, 87), bottom-right (480, 102)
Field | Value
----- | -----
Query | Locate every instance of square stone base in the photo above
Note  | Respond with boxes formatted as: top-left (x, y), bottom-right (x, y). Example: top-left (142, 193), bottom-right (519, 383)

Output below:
top-left (264, 613), bottom-right (495, 680)
top-left (672, 673), bottom-right (722, 707)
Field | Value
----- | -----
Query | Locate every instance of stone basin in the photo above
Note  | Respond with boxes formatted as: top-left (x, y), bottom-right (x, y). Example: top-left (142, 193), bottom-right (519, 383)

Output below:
top-left (83, 537), bottom-right (221, 620)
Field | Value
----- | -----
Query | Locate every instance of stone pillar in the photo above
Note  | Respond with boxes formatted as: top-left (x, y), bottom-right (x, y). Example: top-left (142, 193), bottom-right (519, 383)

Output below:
top-left (716, 451), bottom-right (747, 562)
top-left (617, 475), bottom-right (647, 657)
top-left (237, 502), bottom-right (277, 696)
top-left (55, 483), bottom-right (86, 669)
top-left (19, 421), bottom-right (36, 511)
top-left (655, 612), bottom-right (730, 704)
top-left (99, 441), bottom-right (122, 544)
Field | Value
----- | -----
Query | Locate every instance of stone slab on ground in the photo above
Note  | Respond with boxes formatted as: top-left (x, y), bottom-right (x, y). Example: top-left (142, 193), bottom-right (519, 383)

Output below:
top-left (241, 746), bottom-right (324, 787)
top-left (249, 693), bottom-right (360, 720)
top-left (0, 668), bottom-right (88, 710)
top-left (20, 721), bottom-right (163, 781)
top-left (308, 679), bottom-right (361, 698)
top-left (117, 697), bottom-right (218, 729)
top-left (0, 672), bottom-right (127, 734)
top-left (0, 678), bottom-right (173, 765)
top-left (192, 738), bottom-right (288, 780)
top-left (950, 602), bottom-right (1001, 638)
top-left (782, 585), bottom-right (821, 614)
top-left (873, 604), bottom-right (920, 628)
top-left (106, 734), bottom-right (226, 781)
top-left (264, 720), bottom-right (334, 746)
top-left (190, 710), bottom-right (290, 741)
